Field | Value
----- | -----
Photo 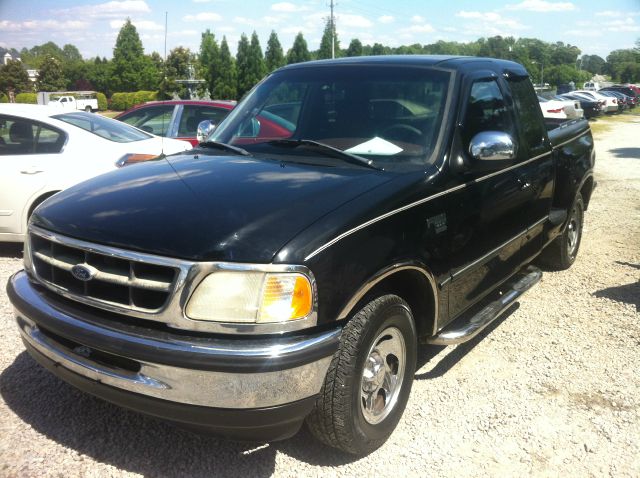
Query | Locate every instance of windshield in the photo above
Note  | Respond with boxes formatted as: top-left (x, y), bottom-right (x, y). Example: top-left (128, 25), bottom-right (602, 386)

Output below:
top-left (53, 112), bottom-right (153, 143)
top-left (209, 65), bottom-right (451, 169)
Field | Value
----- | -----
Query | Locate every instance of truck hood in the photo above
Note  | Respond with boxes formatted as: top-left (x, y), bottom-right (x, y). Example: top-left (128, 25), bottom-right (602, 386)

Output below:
top-left (32, 152), bottom-right (393, 262)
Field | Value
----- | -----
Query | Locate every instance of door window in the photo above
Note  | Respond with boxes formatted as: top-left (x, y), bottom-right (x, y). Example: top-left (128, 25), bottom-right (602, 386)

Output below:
top-left (0, 116), bottom-right (65, 155)
top-left (118, 105), bottom-right (174, 137)
top-left (178, 105), bottom-right (230, 137)
top-left (462, 78), bottom-right (512, 148)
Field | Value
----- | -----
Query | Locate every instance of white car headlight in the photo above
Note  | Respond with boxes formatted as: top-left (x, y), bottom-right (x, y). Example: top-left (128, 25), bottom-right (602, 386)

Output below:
top-left (185, 271), bottom-right (314, 323)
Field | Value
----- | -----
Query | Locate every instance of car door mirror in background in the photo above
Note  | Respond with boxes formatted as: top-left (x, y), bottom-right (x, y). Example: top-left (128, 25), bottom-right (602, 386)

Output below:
top-left (469, 131), bottom-right (517, 162)
top-left (197, 120), bottom-right (216, 143)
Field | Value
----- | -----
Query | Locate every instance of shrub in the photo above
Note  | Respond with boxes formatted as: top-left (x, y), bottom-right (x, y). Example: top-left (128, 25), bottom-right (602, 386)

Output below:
top-left (15, 93), bottom-right (37, 104)
top-left (110, 92), bottom-right (126, 111)
top-left (96, 92), bottom-right (107, 111)
top-left (0, 93), bottom-right (8, 103)
top-left (109, 91), bottom-right (158, 111)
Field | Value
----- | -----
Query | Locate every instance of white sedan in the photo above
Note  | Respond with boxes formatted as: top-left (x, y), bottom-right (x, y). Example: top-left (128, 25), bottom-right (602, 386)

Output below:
top-left (0, 104), bottom-right (192, 242)
top-left (538, 96), bottom-right (584, 120)
top-left (571, 90), bottom-right (618, 113)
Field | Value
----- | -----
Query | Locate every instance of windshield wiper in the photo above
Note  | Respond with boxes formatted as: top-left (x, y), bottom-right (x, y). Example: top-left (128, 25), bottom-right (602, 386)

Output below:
top-left (267, 139), bottom-right (382, 171)
top-left (199, 140), bottom-right (251, 156)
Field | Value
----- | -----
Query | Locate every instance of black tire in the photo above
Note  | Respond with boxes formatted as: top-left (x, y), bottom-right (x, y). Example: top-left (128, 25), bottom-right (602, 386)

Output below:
top-left (85, 105), bottom-right (92, 112)
top-left (538, 193), bottom-right (584, 270)
top-left (306, 294), bottom-right (417, 455)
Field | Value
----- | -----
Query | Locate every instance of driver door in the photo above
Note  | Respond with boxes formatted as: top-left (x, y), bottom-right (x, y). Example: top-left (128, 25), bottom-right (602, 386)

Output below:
top-left (444, 74), bottom-right (532, 319)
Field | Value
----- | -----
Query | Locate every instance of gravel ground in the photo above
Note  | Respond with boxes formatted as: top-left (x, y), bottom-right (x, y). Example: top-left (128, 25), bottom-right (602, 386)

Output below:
top-left (1, 115), bottom-right (639, 477)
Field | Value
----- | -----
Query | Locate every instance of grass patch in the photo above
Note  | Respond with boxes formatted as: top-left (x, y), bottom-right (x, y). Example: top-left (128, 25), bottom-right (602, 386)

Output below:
top-left (589, 111), bottom-right (640, 137)
top-left (98, 110), bottom-right (120, 118)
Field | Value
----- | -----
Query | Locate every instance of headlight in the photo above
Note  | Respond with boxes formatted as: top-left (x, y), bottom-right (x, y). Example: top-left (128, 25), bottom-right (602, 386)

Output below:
top-left (185, 271), bottom-right (313, 323)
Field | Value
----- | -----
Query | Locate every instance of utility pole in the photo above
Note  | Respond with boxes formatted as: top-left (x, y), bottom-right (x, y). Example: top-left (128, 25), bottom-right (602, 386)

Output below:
top-left (330, 0), bottom-right (335, 59)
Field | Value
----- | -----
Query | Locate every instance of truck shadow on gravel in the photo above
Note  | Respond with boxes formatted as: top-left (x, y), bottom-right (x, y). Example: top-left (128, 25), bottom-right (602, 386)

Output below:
top-left (414, 304), bottom-right (519, 380)
top-left (593, 281), bottom-right (640, 312)
top-left (0, 243), bottom-right (23, 258)
top-left (0, 352), bottom-right (366, 473)
top-left (609, 147), bottom-right (640, 159)
top-left (0, 305), bottom-right (520, 474)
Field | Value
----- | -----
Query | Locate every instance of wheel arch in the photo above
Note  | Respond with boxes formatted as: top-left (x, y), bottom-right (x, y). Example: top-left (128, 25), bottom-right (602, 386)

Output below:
top-left (336, 262), bottom-right (439, 339)
top-left (579, 174), bottom-right (595, 210)
top-left (26, 190), bottom-right (60, 223)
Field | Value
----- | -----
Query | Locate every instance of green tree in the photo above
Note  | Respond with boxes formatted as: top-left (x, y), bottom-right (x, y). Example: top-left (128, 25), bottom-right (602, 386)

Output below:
top-left (346, 38), bottom-right (363, 57)
top-left (87, 57), bottom-right (112, 96)
top-left (477, 36), bottom-right (513, 59)
top-left (287, 33), bottom-right (311, 64)
top-left (139, 54), bottom-right (162, 91)
top-left (0, 60), bottom-right (31, 95)
top-left (37, 57), bottom-right (67, 91)
top-left (214, 36), bottom-right (237, 99)
top-left (606, 48), bottom-right (640, 81)
top-left (371, 43), bottom-right (385, 55)
top-left (166, 47), bottom-right (192, 79)
top-left (580, 55), bottom-right (605, 75)
top-left (236, 33), bottom-right (251, 97)
top-left (199, 29), bottom-right (220, 94)
top-left (236, 32), bottom-right (266, 97)
top-left (318, 18), bottom-right (340, 59)
top-left (543, 64), bottom-right (589, 87)
top-left (248, 32), bottom-right (267, 82)
top-left (110, 19), bottom-right (146, 91)
top-left (62, 44), bottom-right (82, 62)
top-left (20, 41), bottom-right (64, 68)
top-left (63, 60), bottom-right (89, 90)
top-left (265, 31), bottom-right (285, 72)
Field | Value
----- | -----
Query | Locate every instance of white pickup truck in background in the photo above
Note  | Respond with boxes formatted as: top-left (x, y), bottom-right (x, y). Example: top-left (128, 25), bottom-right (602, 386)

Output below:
top-left (37, 91), bottom-right (99, 112)
top-left (48, 95), bottom-right (98, 112)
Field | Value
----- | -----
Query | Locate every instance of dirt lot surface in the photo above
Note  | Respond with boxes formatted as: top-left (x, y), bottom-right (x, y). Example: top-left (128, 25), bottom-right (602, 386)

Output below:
top-left (0, 114), bottom-right (638, 477)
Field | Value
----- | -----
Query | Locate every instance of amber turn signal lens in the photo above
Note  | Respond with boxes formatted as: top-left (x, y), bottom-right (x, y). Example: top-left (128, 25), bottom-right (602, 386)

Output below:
top-left (258, 274), bottom-right (313, 322)
top-left (116, 153), bottom-right (158, 167)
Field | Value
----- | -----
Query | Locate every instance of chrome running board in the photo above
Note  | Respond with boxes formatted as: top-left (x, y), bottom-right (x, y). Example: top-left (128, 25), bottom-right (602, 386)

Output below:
top-left (427, 266), bottom-right (542, 345)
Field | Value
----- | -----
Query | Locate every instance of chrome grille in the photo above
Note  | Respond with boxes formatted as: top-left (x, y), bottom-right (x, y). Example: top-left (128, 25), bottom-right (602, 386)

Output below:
top-left (29, 228), bottom-right (178, 312)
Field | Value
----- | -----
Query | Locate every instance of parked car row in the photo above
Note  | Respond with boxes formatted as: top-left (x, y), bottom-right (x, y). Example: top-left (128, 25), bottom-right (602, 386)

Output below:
top-left (540, 83), bottom-right (639, 120)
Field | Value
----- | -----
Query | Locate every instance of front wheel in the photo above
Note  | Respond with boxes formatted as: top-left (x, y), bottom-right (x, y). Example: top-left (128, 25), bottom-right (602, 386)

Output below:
top-left (306, 295), bottom-right (417, 455)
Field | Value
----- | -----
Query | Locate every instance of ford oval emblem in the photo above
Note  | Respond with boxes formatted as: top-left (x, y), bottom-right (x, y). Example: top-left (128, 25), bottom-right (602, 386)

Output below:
top-left (71, 264), bottom-right (97, 282)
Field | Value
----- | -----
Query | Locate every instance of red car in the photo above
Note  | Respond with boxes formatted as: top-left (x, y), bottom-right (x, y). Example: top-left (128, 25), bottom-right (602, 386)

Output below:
top-left (115, 100), bottom-right (236, 147)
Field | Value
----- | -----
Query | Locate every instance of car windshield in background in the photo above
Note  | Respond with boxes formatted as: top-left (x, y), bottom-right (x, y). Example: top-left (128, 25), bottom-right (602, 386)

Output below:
top-left (53, 112), bottom-right (152, 143)
top-left (209, 65), bottom-right (451, 169)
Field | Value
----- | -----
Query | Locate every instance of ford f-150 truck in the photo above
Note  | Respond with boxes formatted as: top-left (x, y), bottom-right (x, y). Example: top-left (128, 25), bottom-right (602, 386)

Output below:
top-left (8, 56), bottom-right (595, 455)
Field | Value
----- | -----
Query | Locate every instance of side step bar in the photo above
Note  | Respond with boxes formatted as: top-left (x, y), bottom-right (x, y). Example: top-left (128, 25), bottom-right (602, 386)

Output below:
top-left (427, 266), bottom-right (542, 345)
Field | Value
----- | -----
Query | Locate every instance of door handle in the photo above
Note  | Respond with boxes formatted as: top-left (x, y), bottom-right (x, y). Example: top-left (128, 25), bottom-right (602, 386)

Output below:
top-left (517, 176), bottom-right (531, 190)
top-left (20, 168), bottom-right (43, 175)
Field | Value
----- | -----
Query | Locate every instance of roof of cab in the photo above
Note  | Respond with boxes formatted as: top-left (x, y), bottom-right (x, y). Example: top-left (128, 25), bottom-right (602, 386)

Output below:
top-left (278, 55), bottom-right (528, 75)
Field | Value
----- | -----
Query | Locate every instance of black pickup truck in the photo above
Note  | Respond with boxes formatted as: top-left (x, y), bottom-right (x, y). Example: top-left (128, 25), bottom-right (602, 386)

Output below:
top-left (8, 56), bottom-right (595, 455)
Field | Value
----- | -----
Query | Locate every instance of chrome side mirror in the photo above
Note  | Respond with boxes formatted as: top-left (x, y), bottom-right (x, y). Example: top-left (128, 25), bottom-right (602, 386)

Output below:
top-left (469, 131), bottom-right (517, 161)
top-left (196, 120), bottom-right (217, 143)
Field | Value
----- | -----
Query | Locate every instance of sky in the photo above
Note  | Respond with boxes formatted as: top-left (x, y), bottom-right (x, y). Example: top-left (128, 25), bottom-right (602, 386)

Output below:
top-left (0, 0), bottom-right (639, 60)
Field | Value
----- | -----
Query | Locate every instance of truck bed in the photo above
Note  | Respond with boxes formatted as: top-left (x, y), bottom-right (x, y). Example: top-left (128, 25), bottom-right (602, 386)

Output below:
top-left (547, 118), bottom-right (590, 148)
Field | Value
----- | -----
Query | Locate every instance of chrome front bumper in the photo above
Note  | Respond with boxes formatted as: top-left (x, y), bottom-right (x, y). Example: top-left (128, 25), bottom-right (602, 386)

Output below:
top-left (9, 271), bottom-right (339, 410)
